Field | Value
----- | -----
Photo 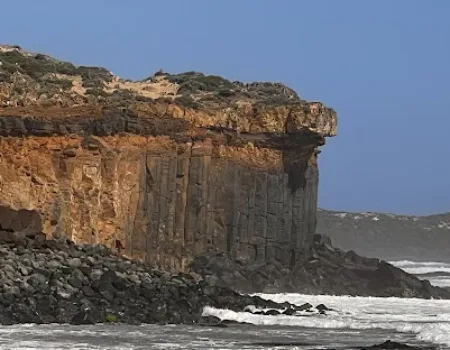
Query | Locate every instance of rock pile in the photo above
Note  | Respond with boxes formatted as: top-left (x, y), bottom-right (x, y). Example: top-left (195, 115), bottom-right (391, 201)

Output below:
top-left (190, 234), bottom-right (450, 299)
top-left (0, 232), bottom-right (307, 325)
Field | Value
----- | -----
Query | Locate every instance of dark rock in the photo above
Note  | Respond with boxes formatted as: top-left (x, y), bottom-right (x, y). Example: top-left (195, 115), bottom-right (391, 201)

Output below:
top-left (199, 315), bottom-right (221, 325)
top-left (282, 307), bottom-right (296, 315)
top-left (264, 309), bottom-right (281, 316)
top-left (67, 258), bottom-right (82, 269)
top-left (112, 277), bottom-right (128, 291)
top-left (27, 273), bottom-right (47, 287)
top-left (362, 340), bottom-right (436, 350)
top-left (189, 244), bottom-right (450, 299)
top-left (71, 307), bottom-right (102, 325)
top-left (79, 266), bottom-right (92, 276)
top-left (220, 319), bottom-right (251, 325)
top-left (68, 277), bottom-right (83, 289)
top-left (8, 303), bottom-right (42, 324)
top-left (81, 286), bottom-right (96, 297)
top-left (100, 289), bottom-right (115, 302)
top-left (296, 303), bottom-right (313, 311)
top-left (99, 270), bottom-right (118, 284)
top-left (316, 304), bottom-right (332, 312)
top-left (0, 206), bottom-right (42, 239)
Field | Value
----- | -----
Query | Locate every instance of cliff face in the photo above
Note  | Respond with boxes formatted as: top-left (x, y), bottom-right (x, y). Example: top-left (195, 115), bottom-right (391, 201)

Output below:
top-left (0, 45), bottom-right (337, 271)
top-left (317, 209), bottom-right (450, 262)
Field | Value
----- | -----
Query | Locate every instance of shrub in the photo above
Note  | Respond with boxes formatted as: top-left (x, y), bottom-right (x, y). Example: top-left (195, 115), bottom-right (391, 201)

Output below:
top-left (175, 95), bottom-right (199, 109)
top-left (105, 314), bottom-right (118, 323)
top-left (0, 51), bottom-right (77, 79)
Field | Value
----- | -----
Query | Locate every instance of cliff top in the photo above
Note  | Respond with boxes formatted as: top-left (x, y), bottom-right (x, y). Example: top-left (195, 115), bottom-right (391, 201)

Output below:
top-left (0, 44), bottom-right (337, 138)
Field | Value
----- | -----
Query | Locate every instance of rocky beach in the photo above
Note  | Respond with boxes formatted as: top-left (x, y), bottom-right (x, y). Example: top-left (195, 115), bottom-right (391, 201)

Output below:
top-left (0, 222), bottom-right (297, 326)
top-left (0, 205), bottom-right (449, 332)
top-left (0, 222), bottom-right (444, 350)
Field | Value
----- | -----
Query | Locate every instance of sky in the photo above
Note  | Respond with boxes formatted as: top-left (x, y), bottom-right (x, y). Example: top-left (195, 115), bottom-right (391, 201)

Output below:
top-left (1, 0), bottom-right (449, 215)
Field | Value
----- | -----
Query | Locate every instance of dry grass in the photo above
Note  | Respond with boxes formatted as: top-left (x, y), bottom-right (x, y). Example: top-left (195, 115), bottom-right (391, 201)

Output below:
top-left (104, 76), bottom-right (179, 100)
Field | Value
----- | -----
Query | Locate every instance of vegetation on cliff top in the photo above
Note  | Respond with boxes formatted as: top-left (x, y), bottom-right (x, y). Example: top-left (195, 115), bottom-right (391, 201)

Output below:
top-left (0, 45), bottom-right (300, 110)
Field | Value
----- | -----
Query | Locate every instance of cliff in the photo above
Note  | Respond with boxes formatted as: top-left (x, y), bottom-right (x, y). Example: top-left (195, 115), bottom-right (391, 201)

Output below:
top-left (0, 45), bottom-right (337, 271)
top-left (317, 209), bottom-right (450, 262)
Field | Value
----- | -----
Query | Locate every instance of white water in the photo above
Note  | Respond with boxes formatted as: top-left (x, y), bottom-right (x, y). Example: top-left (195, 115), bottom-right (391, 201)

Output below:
top-left (204, 293), bottom-right (450, 348)
top-left (391, 260), bottom-right (450, 287)
top-left (203, 260), bottom-right (450, 348)
top-left (1, 260), bottom-right (450, 349)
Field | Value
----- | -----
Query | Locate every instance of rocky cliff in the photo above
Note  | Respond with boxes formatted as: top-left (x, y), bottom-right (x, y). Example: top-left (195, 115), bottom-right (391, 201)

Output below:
top-left (0, 45), bottom-right (337, 271)
top-left (317, 209), bottom-right (450, 262)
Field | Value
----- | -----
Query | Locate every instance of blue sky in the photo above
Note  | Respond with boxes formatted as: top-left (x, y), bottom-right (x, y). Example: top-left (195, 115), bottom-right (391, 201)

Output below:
top-left (1, 0), bottom-right (449, 215)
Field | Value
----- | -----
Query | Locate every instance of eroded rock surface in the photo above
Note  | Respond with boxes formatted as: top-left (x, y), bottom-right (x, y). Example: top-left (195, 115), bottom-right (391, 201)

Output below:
top-left (0, 45), bottom-right (337, 270)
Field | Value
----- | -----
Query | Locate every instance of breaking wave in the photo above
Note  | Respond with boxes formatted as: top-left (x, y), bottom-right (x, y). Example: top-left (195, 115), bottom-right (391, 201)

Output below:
top-left (203, 293), bottom-right (450, 348)
top-left (390, 260), bottom-right (450, 287)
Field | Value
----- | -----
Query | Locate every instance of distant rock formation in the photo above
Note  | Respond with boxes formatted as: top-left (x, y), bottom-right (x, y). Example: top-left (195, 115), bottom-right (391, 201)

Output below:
top-left (0, 45), bottom-right (337, 271)
top-left (317, 209), bottom-right (450, 262)
top-left (190, 233), bottom-right (450, 299)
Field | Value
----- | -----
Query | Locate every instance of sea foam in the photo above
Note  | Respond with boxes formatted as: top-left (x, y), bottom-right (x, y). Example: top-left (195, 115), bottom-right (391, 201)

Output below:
top-left (203, 292), bottom-right (450, 347)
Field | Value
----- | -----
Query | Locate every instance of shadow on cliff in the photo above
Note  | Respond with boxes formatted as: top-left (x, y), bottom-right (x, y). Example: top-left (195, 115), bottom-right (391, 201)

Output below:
top-left (0, 205), bottom-right (43, 243)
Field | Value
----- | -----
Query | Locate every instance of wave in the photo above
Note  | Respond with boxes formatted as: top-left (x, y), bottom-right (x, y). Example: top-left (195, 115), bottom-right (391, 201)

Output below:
top-left (415, 271), bottom-right (450, 278)
top-left (390, 260), bottom-right (450, 268)
top-left (390, 260), bottom-right (450, 273)
top-left (397, 266), bottom-right (450, 275)
top-left (389, 260), bottom-right (450, 287)
top-left (204, 306), bottom-right (450, 346)
top-left (203, 293), bottom-right (450, 348)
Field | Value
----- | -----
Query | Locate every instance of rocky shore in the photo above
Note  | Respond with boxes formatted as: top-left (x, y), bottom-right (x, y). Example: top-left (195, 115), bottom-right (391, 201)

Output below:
top-left (1, 229), bottom-right (448, 327)
top-left (191, 234), bottom-right (450, 299)
top-left (0, 230), bottom-right (323, 326)
top-left (0, 219), bottom-right (443, 349)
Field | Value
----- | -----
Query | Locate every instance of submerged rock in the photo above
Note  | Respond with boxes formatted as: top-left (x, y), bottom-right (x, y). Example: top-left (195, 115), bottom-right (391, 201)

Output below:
top-left (362, 340), bottom-right (436, 350)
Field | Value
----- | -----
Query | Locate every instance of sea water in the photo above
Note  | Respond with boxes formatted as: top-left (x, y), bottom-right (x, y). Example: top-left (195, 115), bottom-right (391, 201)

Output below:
top-left (391, 260), bottom-right (450, 287)
top-left (0, 260), bottom-right (449, 350)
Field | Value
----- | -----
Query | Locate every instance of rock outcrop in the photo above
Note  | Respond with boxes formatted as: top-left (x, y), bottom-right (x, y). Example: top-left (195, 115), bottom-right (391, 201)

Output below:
top-left (317, 209), bottom-right (450, 262)
top-left (190, 234), bottom-right (450, 299)
top-left (0, 45), bottom-right (337, 271)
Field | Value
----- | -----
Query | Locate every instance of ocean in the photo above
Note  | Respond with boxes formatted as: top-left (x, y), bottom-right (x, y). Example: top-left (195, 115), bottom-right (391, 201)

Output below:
top-left (1, 261), bottom-right (449, 350)
top-left (391, 260), bottom-right (450, 288)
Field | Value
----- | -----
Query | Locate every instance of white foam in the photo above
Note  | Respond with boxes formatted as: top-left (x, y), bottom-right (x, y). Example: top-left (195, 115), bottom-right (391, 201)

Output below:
top-left (391, 260), bottom-right (450, 268)
top-left (389, 260), bottom-right (450, 288)
top-left (203, 293), bottom-right (450, 348)
top-left (400, 266), bottom-right (450, 275)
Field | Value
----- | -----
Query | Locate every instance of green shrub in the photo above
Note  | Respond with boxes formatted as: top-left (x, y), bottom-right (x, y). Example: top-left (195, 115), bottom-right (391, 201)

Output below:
top-left (86, 88), bottom-right (107, 96)
top-left (0, 51), bottom-right (77, 79)
top-left (105, 314), bottom-right (118, 323)
top-left (175, 95), bottom-right (199, 109)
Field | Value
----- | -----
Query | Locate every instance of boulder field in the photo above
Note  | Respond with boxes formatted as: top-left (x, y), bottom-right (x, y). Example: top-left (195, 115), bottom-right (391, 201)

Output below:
top-left (0, 230), bottom-right (329, 326)
top-left (0, 228), bottom-right (448, 326)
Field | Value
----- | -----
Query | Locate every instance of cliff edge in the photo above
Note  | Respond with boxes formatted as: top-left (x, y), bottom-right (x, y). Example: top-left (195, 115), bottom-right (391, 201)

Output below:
top-left (0, 44), bottom-right (337, 271)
